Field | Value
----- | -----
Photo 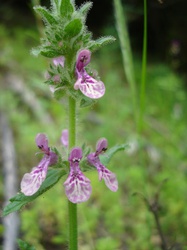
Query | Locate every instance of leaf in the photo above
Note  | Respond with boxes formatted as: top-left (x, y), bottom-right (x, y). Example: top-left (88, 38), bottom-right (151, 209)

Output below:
top-left (34, 6), bottom-right (57, 25)
top-left (51, 0), bottom-right (59, 13)
top-left (31, 47), bottom-right (42, 57)
top-left (54, 87), bottom-right (67, 100)
top-left (88, 36), bottom-right (116, 52)
top-left (80, 97), bottom-right (96, 108)
top-left (60, 0), bottom-right (74, 18)
top-left (99, 143), bottom-right (129, 166)
top-left (17, 239), bottom-right (36, 250)
top-left (32, 45), bottom-right (62, 58)
top-left (64, 19), bottom-right (83, 39)
top-left (40, 47), bottom-right (60, 58)
top-left (2, 168), bottom-right (66, 216)
top-left (78, 2), bottom-right (93, 17)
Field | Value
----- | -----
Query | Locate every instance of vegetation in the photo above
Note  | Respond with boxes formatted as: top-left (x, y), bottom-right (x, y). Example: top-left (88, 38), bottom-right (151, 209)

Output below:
top-left (1, 1), bottom-right (187, 250)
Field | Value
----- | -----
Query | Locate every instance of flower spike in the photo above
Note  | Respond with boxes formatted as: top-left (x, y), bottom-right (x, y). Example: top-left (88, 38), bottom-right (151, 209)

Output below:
top-left (20, 134), bottom-right (58, 196)
top-left (64, 147), bottom-right (92, 203)
top-left (74, 49), bottom-right (105, 99)
top-left (87, 138), bottom-right (118, 192)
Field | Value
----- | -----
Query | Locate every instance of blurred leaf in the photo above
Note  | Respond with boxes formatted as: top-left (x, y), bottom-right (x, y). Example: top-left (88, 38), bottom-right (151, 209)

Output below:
top-left (17, 239), bottom-right (36, 250)
top-left (100, 143), bottom-right (129, 166)
top-left (2, 168), bottom-right (66, 216)
top-left (34, 6), bottom-right (57, 25)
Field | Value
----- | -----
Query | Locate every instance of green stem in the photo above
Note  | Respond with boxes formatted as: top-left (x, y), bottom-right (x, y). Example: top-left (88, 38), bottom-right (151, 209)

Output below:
top-left (114, 0), bottom-right (138, 127)
top-left (138, 0), bottom-right (147, 133)
top-left (68, 96), bottom-right (77, 250)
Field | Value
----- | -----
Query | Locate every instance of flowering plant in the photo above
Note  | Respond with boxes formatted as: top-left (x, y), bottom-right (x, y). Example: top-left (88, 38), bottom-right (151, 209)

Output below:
top-left (3, 0), bottom-right (128, 249)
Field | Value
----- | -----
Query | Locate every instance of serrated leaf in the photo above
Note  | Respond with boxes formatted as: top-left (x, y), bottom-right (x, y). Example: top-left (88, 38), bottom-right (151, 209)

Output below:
top-left (60, 0), bottom-right (74, 18)
top-left (78, 2), bottom-right (93, 17)
top-left (64, 19), bottom-right (83, 39)
top-left (88, 36), bottom-right (116, 52)
top-left (17, 239), bottom-right (36, 250)
top-left (99, 143), bottom-right (129, 166)
top-left (34, 6), bottom-right (57, 25)
top-left (2, 168), bottom-right (66, 216)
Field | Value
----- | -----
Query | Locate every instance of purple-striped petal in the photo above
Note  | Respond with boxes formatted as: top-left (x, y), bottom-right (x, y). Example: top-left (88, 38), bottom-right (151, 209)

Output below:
top-left (97, 165), bottom-right (118, 192)
top-left (20, 156), bottom-right (50, 196)
top-left (75, 49), bottom-right (105, 99)
top-left (87, 141), bottom-right (118, 192)
top-left (64, 169), bottom-right (92, 203)
top-left (74, 75), bottom-right (105, 99)
top-left (64, 147), bottom-right (91, 203)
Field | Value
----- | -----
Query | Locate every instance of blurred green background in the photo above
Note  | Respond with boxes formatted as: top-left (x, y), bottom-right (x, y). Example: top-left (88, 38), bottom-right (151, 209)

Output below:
top-left (1, 0), bottom-right (187, 249)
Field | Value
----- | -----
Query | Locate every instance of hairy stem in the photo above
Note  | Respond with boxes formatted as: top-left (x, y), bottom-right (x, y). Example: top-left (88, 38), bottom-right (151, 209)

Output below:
top-left (68, 96), bottom-right (77, 250)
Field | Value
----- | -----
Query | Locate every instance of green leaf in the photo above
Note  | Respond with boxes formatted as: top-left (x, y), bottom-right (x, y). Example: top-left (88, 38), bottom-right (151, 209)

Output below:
top-left (88, 36), bottom-right (116, 52)
top-left (2, 168), bottom-right (66, 216)
top-left (78, 2), bottom-right (93, 17)
top-left (54, 87), bottom-right (67, 100)
top-left (34, 6), bottom-right (57, 25)
top-left (31, 47), bottom-right (42, 57)
top-left (80, 97), bottom-right (96, 108)
top-left (64, 19), bottom-right (83, 39)
top-left (99, 143), bottom-right (129, 166)
top-left (17, 239), bottom-right (36, 250)
top-left (51, 0), bottom-right (59, 13)
top-left (60, 0), bottom-right (74, 18)
top-left (40, 47), bottom-right (60, 58)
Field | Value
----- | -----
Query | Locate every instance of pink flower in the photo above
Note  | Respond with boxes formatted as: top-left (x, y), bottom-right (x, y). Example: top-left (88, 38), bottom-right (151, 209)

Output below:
top-left (61, 129), bottom-right (68, 148)
top-left (74, 49), bottom-right (105, 99)
top-left (87, 138), bottom-right (118, 192)
top-left (20, 134), bottom-right (58, 196)
top-left (64, 147), bottom-right (92, 203)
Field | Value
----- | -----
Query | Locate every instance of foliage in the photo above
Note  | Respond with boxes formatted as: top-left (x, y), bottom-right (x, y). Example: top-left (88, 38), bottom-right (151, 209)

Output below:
top-left (17, 239), bottom-right (36, 250)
